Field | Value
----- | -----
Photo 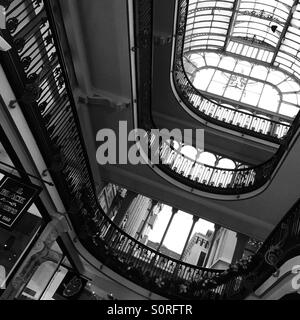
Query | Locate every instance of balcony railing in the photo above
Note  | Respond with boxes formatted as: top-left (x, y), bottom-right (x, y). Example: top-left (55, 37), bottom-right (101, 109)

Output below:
top-left (1, 0), bottom-right (300, 300)
top-left (76, 201), bottom-right (228, 299)
top-left (172, 0), bottom-right (292, 143)
top-left (145, 132), bottom-right (275, 195)
top-left (215, 198), bottom-right (300, 299)
top-left (71, 193), bottom-right (300, 300)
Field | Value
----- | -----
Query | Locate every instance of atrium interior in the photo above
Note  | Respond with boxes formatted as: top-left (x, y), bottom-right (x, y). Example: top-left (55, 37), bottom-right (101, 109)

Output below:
top-left (0, 0), bottom-right (300, 301)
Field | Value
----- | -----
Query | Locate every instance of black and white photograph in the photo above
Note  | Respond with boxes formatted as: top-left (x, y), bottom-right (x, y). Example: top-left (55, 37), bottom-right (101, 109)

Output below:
top-left (0, 0), bottom-right (299, 314)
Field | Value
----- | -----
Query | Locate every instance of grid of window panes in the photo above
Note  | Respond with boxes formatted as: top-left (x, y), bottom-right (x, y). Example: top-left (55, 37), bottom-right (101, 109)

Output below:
top-left (182, 0), bottom-right (300, 120)
top-left (232, 0), bottom-right (289, 48)
top-left (184, 0), bottom-right (235, 52)
top-left (184, 0), bottom-right (300, 64)
top-left (185, 52), bottom-right (300, 118)
top-left (230, 0), bottom-right (300, 79)
top-left (226, 40), bottom-right (274, 63)
top-left (273, 2), bottom-right (300, 79)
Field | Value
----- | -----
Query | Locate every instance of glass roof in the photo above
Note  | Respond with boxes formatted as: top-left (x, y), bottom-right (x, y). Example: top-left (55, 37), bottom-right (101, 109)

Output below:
top-left (185, 52), bottom-right (300, 118)
top-left (183, 0), bottom-right (300, 118)
top-left (184, 0), bottom-right (300, 78)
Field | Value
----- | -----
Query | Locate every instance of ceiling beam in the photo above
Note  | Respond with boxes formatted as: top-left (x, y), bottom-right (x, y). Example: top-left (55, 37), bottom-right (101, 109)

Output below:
top-left (271, 0), bottom-right (299, 65)
top-left (223, 0), bottom-right (242, 51)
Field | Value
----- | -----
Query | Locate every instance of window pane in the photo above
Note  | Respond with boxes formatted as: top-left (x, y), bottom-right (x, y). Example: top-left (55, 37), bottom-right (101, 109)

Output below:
top-left (258, 86), bottom-right (280, 112)
top-left (194, 69), bottom-right (215, 90)
top-left (279, 103), bottom-right (299, 117)
top-left (241, 90), bottom-right (260, 106)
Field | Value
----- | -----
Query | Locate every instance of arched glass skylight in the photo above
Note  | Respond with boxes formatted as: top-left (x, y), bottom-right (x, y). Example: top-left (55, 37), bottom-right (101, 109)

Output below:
top-left (165, 138), bottom-right (240, 169)
top-left (185, 52), bottom-right (300, 118)
top-left (183, 0), bottom-right (300, 120)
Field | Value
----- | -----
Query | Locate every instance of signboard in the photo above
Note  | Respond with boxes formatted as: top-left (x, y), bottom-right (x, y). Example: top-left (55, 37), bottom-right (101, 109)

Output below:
top-left (0, 176), bottom-right (41, 229)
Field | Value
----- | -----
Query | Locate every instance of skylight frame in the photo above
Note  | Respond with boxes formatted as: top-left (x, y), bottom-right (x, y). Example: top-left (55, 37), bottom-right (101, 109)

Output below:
top-left (184, 0), bottom-right (235, 51)
top-left (185, 51), bottom-right (300, 119)
top-left (181, 0), bottom-right (300, 121)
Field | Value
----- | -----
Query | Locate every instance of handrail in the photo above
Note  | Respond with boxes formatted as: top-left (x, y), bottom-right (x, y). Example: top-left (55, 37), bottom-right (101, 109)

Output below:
top-left (148, 133), bottom-right (260, 193)
top-left (145, 128), bottom-right (299, 195)
top-left (152, 135), bottom-right (243, 172)
top-left (212, 197), bottom-right (300, 299)
top-left (78, 199), bottom-right (227, 299)
top-left (143, 127), bottom-right (278, 196)
top-left (172, 0), bottom-right (292, 143)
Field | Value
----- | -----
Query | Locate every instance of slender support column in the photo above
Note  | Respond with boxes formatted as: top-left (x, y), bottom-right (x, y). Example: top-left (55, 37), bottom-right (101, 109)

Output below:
top-left (156, 207), bottom-right (178, 252)
top-left (179, 215), bottom-right (199, 261)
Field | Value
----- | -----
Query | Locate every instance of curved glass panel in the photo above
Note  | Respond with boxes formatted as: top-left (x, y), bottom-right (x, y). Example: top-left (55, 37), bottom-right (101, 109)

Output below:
top-left (186, 52), bottom-right (300, 118)
top-left (146, 131), bottom-right (264, 192)
top-left (185, 0), bottom-right (300, 79)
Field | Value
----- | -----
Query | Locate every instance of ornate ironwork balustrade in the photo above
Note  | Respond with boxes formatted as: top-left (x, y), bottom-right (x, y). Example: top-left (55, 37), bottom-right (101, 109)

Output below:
top-left (145, 132), bottom-right (273, 195)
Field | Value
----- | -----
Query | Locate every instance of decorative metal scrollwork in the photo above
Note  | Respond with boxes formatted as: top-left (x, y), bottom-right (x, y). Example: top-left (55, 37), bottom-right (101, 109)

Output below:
top-left (44, 32), bottom-right (53, 46)
top-left (264, 222), bottom-right (289, 276)
top-left (6, 17), bottom-right (18, 33)
top-left (21, 56), bottom-right (32, 70)
top-left (13, 38), bottom-right (25, 52)
top-left (33, 0), bottom-right (43, 8)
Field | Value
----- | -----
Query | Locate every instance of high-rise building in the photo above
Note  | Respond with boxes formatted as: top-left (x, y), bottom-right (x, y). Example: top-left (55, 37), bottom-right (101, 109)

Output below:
top-left (182, 231), bottom-right (212, 266)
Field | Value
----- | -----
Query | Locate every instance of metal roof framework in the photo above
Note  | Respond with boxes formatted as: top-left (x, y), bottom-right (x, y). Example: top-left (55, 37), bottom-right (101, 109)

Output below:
top-left (183, 0), bottom-right (300, 118)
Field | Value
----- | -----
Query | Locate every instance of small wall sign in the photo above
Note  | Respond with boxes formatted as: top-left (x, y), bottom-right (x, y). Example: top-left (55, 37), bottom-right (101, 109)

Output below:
top-left (0, 176), bottom-right (41, 229)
